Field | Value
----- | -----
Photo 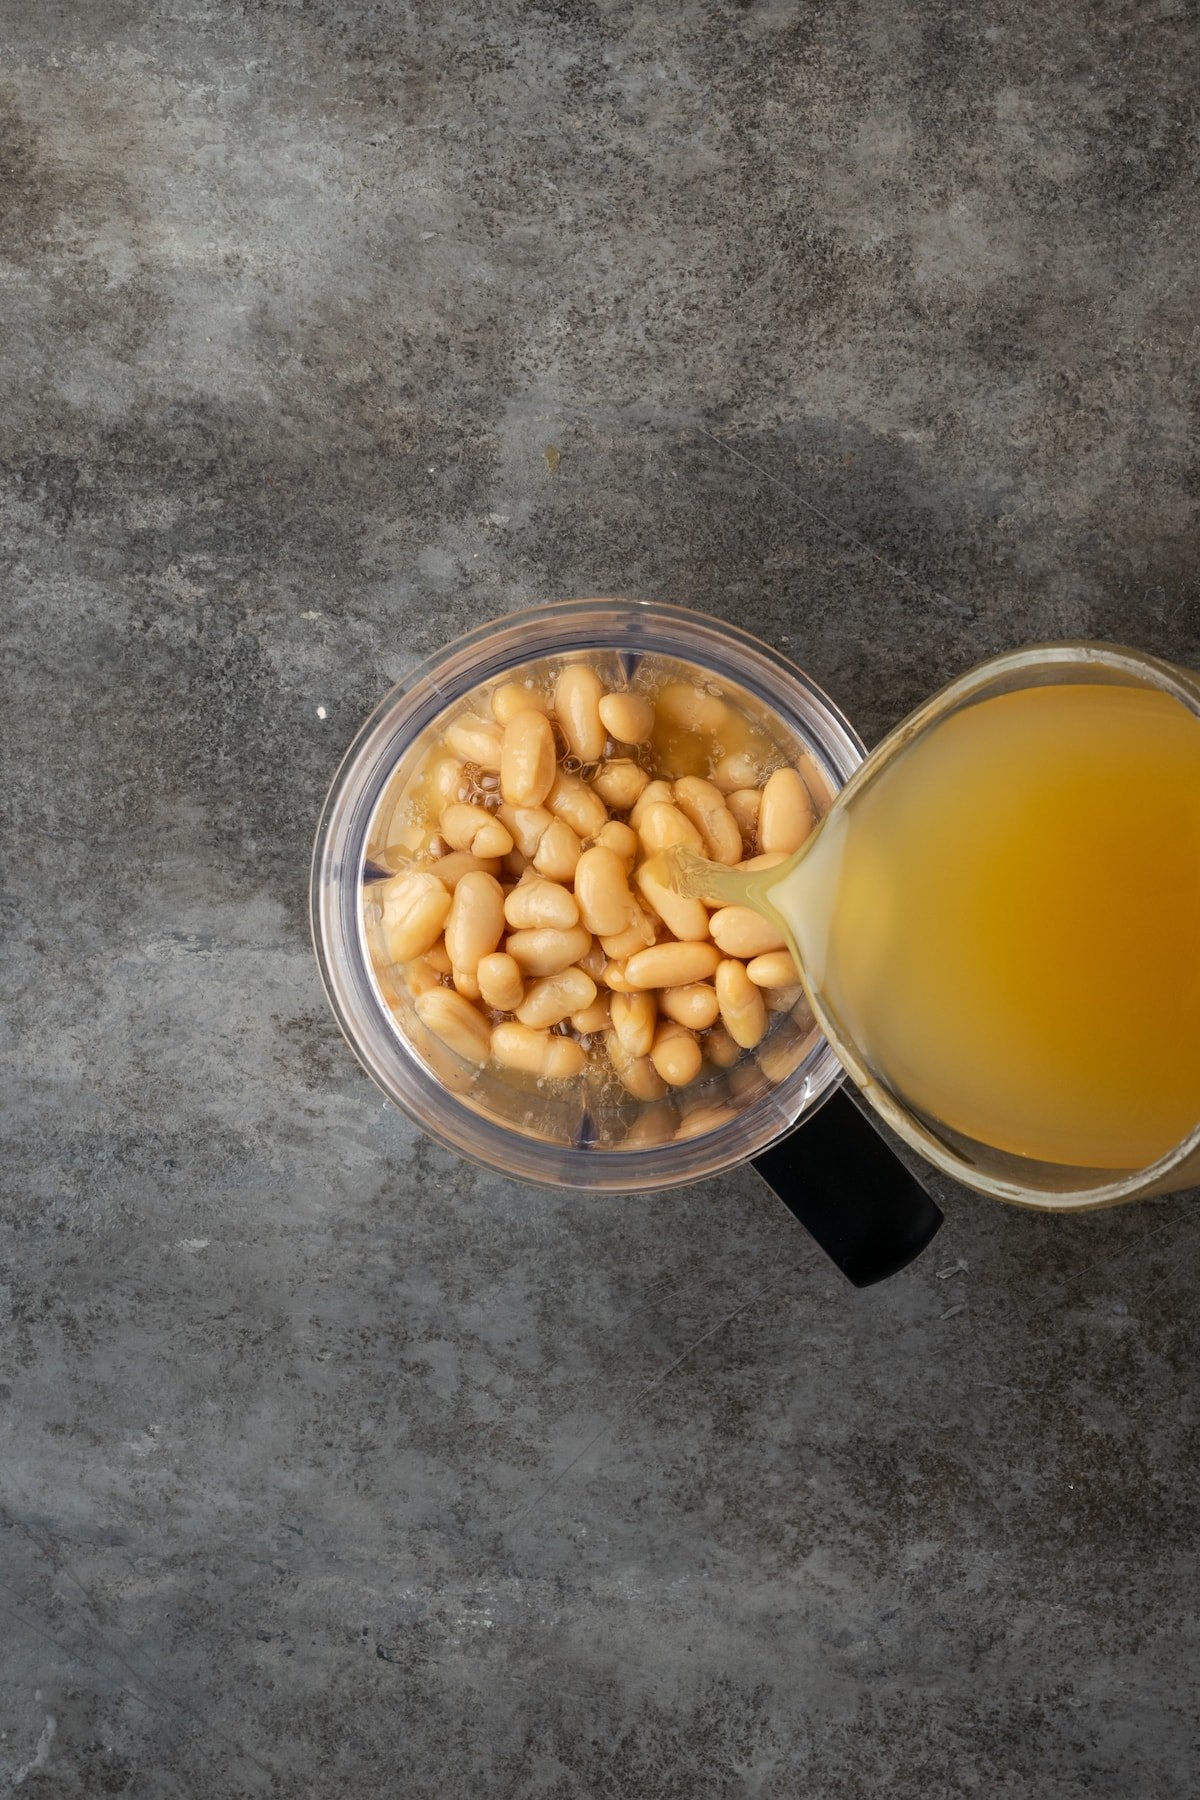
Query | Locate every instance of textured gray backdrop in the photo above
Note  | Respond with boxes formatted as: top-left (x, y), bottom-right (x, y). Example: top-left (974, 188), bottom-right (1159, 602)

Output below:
top-left (2, 3), bottom-right (1198, 1796)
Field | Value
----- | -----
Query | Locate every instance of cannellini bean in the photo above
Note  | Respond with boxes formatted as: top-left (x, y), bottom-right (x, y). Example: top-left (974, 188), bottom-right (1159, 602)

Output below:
top-left (625, 941), bottom-right (721, 990)
top-left (579, 939), bottom-right (609, 982)
top-left (492, 1021), bottom-right (588, 1079)
top-left (596, 819), bottom-right (639, 865)
top-left (497, 803), bottom-right (553, 860)
top-left (726, 788), bottom-right (761, 841)
top-left (797, 748), bottom-right (834, 809)
top-left (636, 801), bottom-right (704, 857)
top-left (491, 681), bottom-right (549, 726)
top-left (650, 1021), bottom-right (703, 1088)
top-left (655, 681), bottom-right (729, 734)
top-left (738, 851), bottom-right (788, 872)
top-left (503, 878), bottom-right (580, 931)
top-left (601, 959), bottom-right (633, 992)
top-left (766, 983), bottom-right (805, 1014)
top-left (635, 861), bottom-right (710, 943)
top-left (429, 756), bottom-right (467, 805)
top-left (554, 664), bottom-right (607, 762)
top-left (704, 1024), bottom-right (741, 1068)
top-left (713, 750), bottom-right (761, 793)
top-left (444, 713), bottom-right (503, 769)
top-left (570, 992), bottom-right (612, 1034)
top-left (628, 779), bottom-right (674, 829)
top-left (591, 758), bottom-right (649, 812)
top-left (532, 817), bottom-right (582, 882)
top-left (598, 690), bottom-right (654, 743)
top-left (746, 949), bottom-right (800, 988)
top-left (675, 1102), bottom-right (737, 1141)
top-left (517, 967), bottom-right (597, 1029)
top-left (452, 964), bottom-right (481, 1000)
top-left (477, 951), bottom-right (525, 1012)
top-left (416, 988), bottom-right (492, 1064)
top-left (599, 907), bottom-right (657, 960)
top-left (709, 906), bottom-right (788, 958)
top-left (575, 845), bottom-right (636, 936)
top-left (405, 956), bottom-right (445, 999)
top-left (757, 1032), bottom-right (803, 1082)
top-left (440, 802), bottom-right (514, 858)
top-left (622, 1103), bottom-right (678, 1148)
top-left (444, 872), bottom-right (505, 976)
top-left (610, 991), bottom-right (657, 1059)
top-left (500, 708), bottom-right (557, 808)
top-left (424, 941), bottom-right (452, 975)
top-left (673, 776), bottom-right (742, 865)
top-left (659, 982), bottom-right (720, 1031)
top-left (546, 769), bottom-right (609, 840)
top-left (428, 851), bottom-right (503, 889)
top-left (759, 768), bottom-right (815, 855)
top-left (505, 925), bottom-right (593, 977)
top-left (715, 958), bottom-right (768, 1049)
top-left (381, 870), bottom-right (452, 963)
top-left (605, 1030), bottom-right (667, 1101)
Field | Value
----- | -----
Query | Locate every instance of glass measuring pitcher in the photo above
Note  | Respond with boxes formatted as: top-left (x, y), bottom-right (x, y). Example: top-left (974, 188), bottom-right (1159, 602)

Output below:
top-left (674, 642), bottom-right (1200, 1213)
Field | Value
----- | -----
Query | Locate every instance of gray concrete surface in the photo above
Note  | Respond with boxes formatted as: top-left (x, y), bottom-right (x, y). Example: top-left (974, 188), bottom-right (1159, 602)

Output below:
top-left (2, 2), bottom-right (1198, 1795)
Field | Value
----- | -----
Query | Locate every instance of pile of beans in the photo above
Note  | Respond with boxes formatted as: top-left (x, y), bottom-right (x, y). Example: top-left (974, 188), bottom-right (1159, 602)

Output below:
top-left (371, 662), bottom-right (827, 1104)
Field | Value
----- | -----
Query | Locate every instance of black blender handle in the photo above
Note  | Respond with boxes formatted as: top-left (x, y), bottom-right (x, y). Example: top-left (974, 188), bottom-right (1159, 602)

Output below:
top-left (751, 1087), bottom-right (943, 1287)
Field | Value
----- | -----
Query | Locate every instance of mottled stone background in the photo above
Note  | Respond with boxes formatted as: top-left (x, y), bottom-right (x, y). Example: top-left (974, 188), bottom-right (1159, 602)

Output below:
top-left (2, 3), bottom-right (1198, 1795)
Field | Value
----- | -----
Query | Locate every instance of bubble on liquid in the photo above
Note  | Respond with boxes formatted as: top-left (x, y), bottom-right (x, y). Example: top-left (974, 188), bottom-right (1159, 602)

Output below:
top-left (580, 760), bottom-right (602, 783)
top-left (563, 754), bottom-right (583, 775)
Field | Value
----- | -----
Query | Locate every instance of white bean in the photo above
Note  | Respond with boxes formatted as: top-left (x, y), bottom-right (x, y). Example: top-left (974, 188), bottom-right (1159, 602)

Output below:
top-left (503, 878), bottom-right (580, 931)
top-left (546, 769), bottom-right (609, 840)
top-left (650, 1021), bottom-right (702, 1088)
top-left (635, 861), bottom-right (710, 943)
top-left (659, 983), bottom-right (720, 1031)
top-left (500, 709), bottom-right (557, 808)
top-left (598, 907), bottom-right (657, 960)
top-left (596, 819), bottom-right (639, 866)
top-left (570, 993), bottom-right (612, 1034)
top-left (574, 845), bottom-right (636, 936)
top-left (759, 768), bottom-right (815, 856)
top-left (444, 713), bottom-right (503, 769)
top-left (598, 690), bottom-right (654, 743)
top-left (591, 759), bottom-right (649, 812)
top-left (673, 776), bottom-right (743, 865)
top-left (491, 681), bottom-right (549, 726)
top-left (715, 958), bottom-right (768, 1049)
top-left (516, 967), bottom-right (597, 1029)
top-left (427, 851), bottom-right (503, 889)
top-left (416, 988), bottom-right (492, 1065)
top-left (726, 788), bottom-right (761, 842)
top-left (625, 941), bottom-right (721, 989)
top-left (628, 779), bottom-right (674, 829)
top-left (532, 817), bottom-right (582, 882)
top-left (444, 872), bottom-right (505, 976)
top-left (492, 1021), bottom-right (588, 1079)
top-left (746, 950), bottom-right (800, 988)
top-left (380, 870), bottom-right (452, 963)
top-left (477, 951), bottom-right (525, 1012)
top-left (704, 1024), bottom-right (742, 1068)
top-left (605, 1030), bottom-right (667, 1101)
top-left (654, 681), bottom-right (729, 734)
top-left (709, 906), bottom-right (788, 958)
top-left (496, 803), bottom-right (553, 860)
top-left (505, 925), bottom-right (593, 977)
top-left (554, 664), bottom-right (607, 762)
top-left (610, 991), bottom-right (657, 1059)
top-left (636, 801), bottom-right (704, 857)
top-left (712, 751), bottom-right (760, 794)
top-left (440, 802), bottom-right (514, 859)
